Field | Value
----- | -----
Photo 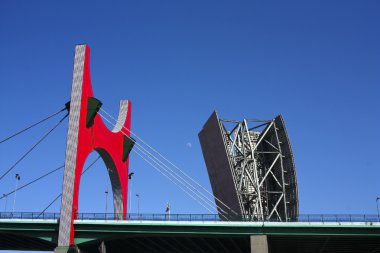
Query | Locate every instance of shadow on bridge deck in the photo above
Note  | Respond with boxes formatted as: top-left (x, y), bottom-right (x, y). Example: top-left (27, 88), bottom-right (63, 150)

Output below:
top-left (77, 234), bottom-right (380, 253)
top-left (0, 232), bottom-right (56, 251)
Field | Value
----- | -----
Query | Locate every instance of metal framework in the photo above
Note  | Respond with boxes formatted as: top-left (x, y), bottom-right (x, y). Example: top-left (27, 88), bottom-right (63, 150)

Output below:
top-left (199, 112), bottom-right (298, 221)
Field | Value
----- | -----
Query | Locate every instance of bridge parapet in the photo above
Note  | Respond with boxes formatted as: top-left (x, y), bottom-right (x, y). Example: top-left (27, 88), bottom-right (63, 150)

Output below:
top-left (1, 212), bottom-right (379, 223)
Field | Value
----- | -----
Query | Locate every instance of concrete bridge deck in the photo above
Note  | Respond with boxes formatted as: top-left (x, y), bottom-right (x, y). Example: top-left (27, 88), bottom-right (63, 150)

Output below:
top-left (1, 215), bottom-right (380, 252)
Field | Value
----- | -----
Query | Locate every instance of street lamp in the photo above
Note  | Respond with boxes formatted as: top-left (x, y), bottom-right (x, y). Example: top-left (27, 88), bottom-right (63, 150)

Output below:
top-left (128, 172), bottom-right (134, 214)
top-left (376, 197), bottom-right (380, 221)
top-left (3, 194), bottom-right (7, 212)
top-left (105, 187), bottom-right (109, 220)
top-left (12, 173), bottom-right (20, 213)
top-left (136, 193), bottom-right (140, 217)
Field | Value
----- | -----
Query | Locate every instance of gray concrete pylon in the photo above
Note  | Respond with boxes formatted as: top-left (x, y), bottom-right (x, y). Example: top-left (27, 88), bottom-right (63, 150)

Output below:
top-left (250, 235), bottom-right (269, 253)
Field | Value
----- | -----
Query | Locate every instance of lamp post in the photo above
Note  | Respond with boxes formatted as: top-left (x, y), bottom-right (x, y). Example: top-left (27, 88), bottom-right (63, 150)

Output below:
top-left (136, 193), bottom-right (140, 217)
top-left (105, 187), bottom-right (108, 220)
top-left (3, 194), bottom-right (7, 212)
top-left (376, 197), bottom-right (380, 222)
top-left (128, 172), bottom-right (134, 214)
top-left (12, 173), bottom-right (20, 214)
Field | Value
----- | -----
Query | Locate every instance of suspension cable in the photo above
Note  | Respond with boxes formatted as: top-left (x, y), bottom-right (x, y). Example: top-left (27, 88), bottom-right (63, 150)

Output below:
top-left (99, 109), bottom-right (237, 216)
top-left (132, 138), bottom-right (222, 213)
top-left (0, 165), bottom-right (64, 199)
top-left (133, 148), bottom-right (231, 220)
top-left (133, 146), bottom-right (219, 215)
top-left (82, 156), bottom-right (101, 175)
top-left (38, 193), bottom-right (62, 216)
top-left (0, 113), bottom-right (68, 182)
top-left (98, 112), bottom-right (231, 218)
top-left (99, 112), bottom-right (223, 213)
top-left (133, 149), bottom-right (216, 215)
top-left (38, 156), bottom-right (100, 215)
top-left (0, 107), bottom-right (66, 144)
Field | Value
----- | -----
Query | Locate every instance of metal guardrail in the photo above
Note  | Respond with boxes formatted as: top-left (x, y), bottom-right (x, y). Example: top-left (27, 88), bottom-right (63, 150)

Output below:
top-left (0, 212), bottom-right (379, 222)
top-left (297, 214), bottom-right (380, 223)
top-left (0, 212), bottom-right (60, 220)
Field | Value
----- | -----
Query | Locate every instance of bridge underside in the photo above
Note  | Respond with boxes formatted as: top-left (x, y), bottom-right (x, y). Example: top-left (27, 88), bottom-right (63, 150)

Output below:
top-left (0, 233), bottom-right (56, 251)
top-left (0, 233), bottom-right (380, 253)
top-left (78, 235), bottom-right (380, 253)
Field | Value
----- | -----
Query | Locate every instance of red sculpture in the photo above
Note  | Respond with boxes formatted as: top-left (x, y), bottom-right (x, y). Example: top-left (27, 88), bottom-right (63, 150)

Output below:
top-left (58, 45), bottom-right (132, 246)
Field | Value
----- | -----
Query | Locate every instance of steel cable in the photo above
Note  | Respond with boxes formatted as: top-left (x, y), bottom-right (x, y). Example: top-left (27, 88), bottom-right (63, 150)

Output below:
top-left (0, 113), bottom-right (68, 182)
top-left (98, 112), bottom-right (221, 213)
top-left (100, 108), bottom-right (238, 216)
top-left (0, 107), bottom-right (66, 144)
top-left (133, 149), bottom-right (216, 214)
top-left (37, 156), bottom-right (100, 216)
top-left (98, 111), bottom-right (232, 219)
top-left (0, 165), bottom-right (64, 199)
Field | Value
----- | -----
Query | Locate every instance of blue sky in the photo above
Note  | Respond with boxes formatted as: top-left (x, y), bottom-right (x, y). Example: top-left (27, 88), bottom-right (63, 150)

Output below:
top-left (0, 0), bottom-right (379, 236)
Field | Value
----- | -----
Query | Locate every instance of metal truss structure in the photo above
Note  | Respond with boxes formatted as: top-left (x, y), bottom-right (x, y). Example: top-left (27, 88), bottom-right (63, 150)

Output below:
top-left (199, 112), bottom-right (298, 221)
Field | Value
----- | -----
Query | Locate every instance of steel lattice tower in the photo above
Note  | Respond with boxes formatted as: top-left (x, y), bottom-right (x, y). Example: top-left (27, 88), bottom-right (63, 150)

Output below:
top-left (199, 112), bottom-right (298, 221)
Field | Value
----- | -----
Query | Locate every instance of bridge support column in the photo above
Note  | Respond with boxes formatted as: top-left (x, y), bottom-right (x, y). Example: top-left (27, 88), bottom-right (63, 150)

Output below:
top-left (250, 235), bottom-right (268, 253)
top-left (54, 245), bottom-right (80, 253)
top-left (54, 246), bottom-right (69, 253)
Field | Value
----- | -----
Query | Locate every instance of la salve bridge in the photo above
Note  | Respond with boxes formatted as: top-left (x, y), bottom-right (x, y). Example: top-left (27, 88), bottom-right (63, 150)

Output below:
top-left (0, 45), bottom-right (379, 253)
top-left (0, 212), bottom-right (380, 252)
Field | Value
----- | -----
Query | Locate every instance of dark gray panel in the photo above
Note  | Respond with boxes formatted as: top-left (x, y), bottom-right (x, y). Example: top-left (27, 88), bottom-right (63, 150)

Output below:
top-left (198, 112), bottom-right (241, 219)
top-left (274, 115), bottom-right (299, 220)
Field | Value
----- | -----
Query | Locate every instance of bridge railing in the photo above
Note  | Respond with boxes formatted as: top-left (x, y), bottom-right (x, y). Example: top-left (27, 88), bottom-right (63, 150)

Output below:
top-left (297, 214), bottom-right (380, 223)
top-left (0, 212), bottom-right (379, 222)
top-left (0, 212), bottom-right (60, 220)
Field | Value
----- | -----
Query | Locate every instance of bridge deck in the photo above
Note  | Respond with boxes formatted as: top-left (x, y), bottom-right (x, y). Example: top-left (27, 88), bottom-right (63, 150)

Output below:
top-left (0, 217), bottom-right (380, 252)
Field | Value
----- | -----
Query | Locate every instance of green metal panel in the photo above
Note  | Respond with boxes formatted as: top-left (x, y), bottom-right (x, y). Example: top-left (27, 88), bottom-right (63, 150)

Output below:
top-left (123, 135), bottom-right (135, 161)
top-left (86, 97), bottom-right (102, 128)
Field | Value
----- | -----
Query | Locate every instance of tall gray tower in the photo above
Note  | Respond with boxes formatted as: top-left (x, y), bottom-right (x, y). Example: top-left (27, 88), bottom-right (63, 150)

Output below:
top-left (199, 112), bottom-right (298, 221)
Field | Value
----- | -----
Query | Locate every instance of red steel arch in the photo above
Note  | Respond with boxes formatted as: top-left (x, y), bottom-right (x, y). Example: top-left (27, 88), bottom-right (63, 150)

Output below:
top-left (58, 45), bottom-right (132, 246)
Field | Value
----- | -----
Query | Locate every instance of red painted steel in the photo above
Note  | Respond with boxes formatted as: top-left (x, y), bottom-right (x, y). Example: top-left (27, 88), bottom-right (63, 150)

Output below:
top-left (68, 45), bottom-right (131, 244)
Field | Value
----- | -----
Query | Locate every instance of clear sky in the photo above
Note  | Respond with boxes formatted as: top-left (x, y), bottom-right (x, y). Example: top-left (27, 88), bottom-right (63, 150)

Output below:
top-left (0, 0), bottom-right (379, 239)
